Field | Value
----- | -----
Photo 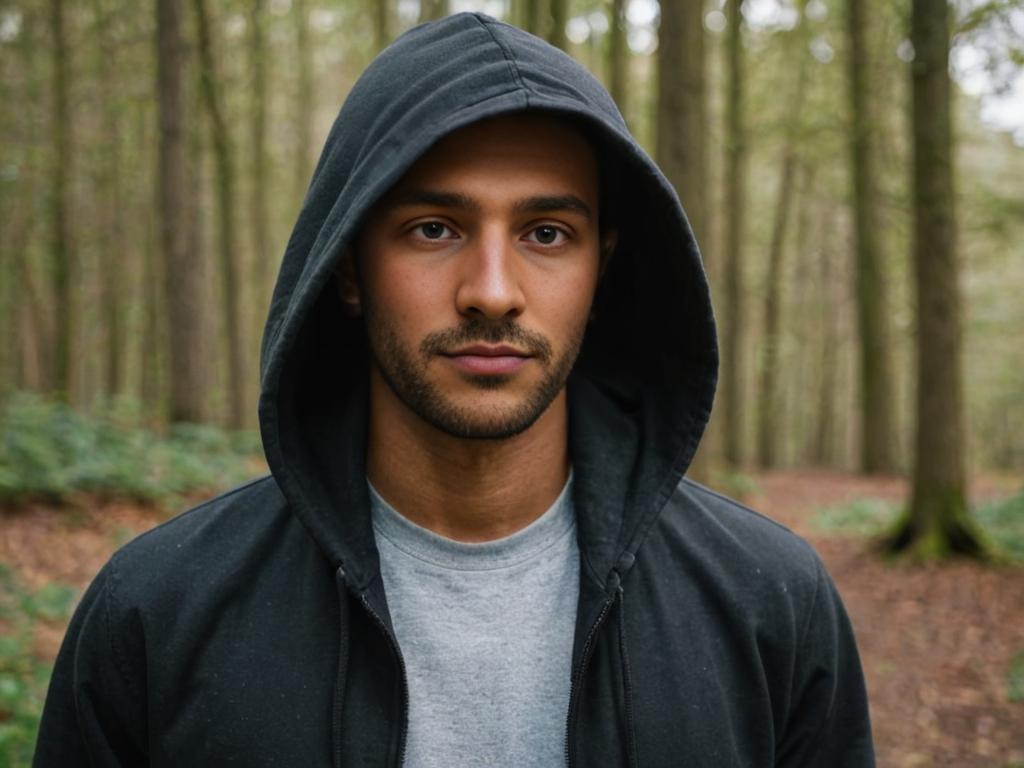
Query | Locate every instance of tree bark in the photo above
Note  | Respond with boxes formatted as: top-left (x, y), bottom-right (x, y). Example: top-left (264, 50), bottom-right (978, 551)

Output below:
top-left (293, 0), bottom-right (314, 205)
top-left (419, 0), bottom-right (447, 23)
top-left (375, 0), bottom-right (391, 52)
top-left (193, 0), bottom-right (247, 429)
top-left (49, 0), bottom-right (74, 402)
top-left (249, 0), bottom-right (273, 316)
top-left (721, 0), bottom-right (746, 467)
top-left (157, 0), bottom-right (205, 422)
top-left (524, 0), bottom-right (544, 36)
top-left (656, 0), bottom-right (709, 478)
top-left (547, 0), bottom-right (568, 50)
top-left (92, 0), bottom-right (127, 399)
top-left (608, 0), bottom-right (628, 116)
top-left (756, 7), bottom-right (810, 469)
top-left (846, 0), bottom-right (898, 473)
top-left (812, 229), bottom-right (840, 466)
top-left (887, 0), bottom-right (988, 559)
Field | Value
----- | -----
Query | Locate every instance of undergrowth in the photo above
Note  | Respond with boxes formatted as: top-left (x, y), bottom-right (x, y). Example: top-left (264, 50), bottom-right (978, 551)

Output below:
top-left (0, 565), bottom-right (76, 766)
top-left (811, 490), bottom-right (1024, 561)
top-left (0, 393), bottom-right (262, 509)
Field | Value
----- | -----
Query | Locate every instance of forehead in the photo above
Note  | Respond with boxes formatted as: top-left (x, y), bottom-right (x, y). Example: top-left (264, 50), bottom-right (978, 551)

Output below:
top-left (385, 113), bottom-right (599, 202)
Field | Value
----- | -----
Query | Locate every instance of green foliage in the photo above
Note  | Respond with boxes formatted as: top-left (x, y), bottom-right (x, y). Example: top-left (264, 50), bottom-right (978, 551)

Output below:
top-left (976, 490), bottom-right (1024, 561)
top-left (0, 393), bottom-right (262, 507)
top-left (709, 469), bottom-right (760, 501)
top-left (812, 497), bottom-right (899, 537)
top-left (1007, 649), bottom-right (1024, 703)
top-left (0, 564), bottom-right (77, 766)
top-left (812, 490), bottom-right (1024, 561)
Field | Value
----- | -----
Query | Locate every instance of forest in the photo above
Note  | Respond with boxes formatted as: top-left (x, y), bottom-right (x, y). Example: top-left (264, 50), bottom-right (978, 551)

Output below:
top-left (1, 0), bottom-right (1023, 764)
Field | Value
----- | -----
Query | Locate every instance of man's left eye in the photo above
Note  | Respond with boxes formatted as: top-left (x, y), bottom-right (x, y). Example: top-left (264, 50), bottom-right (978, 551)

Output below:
top-left (525, 226), bottom-right (567, 246)
top-left (416, 222), bottom-right (454, 239)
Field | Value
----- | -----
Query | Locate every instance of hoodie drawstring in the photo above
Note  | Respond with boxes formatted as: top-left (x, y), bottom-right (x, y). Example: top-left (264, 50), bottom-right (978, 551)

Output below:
top-left (332, 565), bottom-right (351, 768)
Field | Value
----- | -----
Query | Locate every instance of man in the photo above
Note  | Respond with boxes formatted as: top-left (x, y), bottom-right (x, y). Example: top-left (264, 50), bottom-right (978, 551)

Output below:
top-left (35, 12), bottom-right (874, 767)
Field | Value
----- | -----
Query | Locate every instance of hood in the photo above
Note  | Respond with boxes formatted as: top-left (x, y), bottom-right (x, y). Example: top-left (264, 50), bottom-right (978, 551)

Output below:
top-left (258, 12), bottom-right (717, 590)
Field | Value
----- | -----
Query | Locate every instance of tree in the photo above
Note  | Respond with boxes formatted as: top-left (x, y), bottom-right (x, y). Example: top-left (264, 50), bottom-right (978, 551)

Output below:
top-left (375, 0), bottom-right (391, 52)
top-left (756, 5), bottom-right (811, 469)
top-left (419, 0), bottom-right (448, 23)
top-left (523, 0), bottom-right (544, 36)
top-left (721, 0), bottom-right (747, 467)
top-left (846, 0), bottom-right (898, 473)
top-left (249, 0), bottom-right (273, 315)
top-left (48, 0), bottom-right (74, 402)
top-left (886, 0), bottom-right (988, 558)
top-left (157, 0), bottom-right (205, 422)
top-left (548, 0), bottom-right (568, 50)
top-left (293, 0), bottom-right (314, 205)
top-left (91, 0), bottom-right (128, 398)
top-left (607, 0), bottom-right (628, 115)
top-left (657, 0), bottom-right (709, 478)
top-left (193, 0), bottom-right (247, 429)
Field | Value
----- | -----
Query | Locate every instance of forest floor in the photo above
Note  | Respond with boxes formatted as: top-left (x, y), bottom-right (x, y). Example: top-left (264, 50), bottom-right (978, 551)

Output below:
top-left (2, 470), bottom-right (1023, 767)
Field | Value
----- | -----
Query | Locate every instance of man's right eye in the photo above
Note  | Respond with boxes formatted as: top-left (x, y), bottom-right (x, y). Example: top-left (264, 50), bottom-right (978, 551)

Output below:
top-left (416, 222), bottom-right (454, 240)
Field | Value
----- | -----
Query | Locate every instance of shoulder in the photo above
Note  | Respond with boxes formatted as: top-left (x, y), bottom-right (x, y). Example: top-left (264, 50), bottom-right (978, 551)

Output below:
top-left (660, 477), bottom-right (821, 573)
top-left (637, 477), bottom-right (829, 628)
top-left (102, 474), bottom-right (295, 605)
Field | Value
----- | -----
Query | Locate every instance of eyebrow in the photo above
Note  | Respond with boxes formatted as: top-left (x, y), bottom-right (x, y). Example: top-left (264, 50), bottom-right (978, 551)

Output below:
top-left (389, 188), bottom-right (593, 221)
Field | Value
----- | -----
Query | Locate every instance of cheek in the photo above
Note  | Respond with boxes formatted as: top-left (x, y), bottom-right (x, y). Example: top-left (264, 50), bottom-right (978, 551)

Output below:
top-left (364, 259), bottom-right (452, 329)
top-left (528, 262), bottom-right (600, 338)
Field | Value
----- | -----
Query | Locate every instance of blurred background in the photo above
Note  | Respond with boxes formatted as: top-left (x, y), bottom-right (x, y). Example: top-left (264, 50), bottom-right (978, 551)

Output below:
top-left (0, 0), bottom-right (1022, 765)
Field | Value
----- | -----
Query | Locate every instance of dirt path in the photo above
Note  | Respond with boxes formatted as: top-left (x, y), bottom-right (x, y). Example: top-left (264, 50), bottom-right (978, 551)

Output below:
top-left (3, 471), bottom-right (1023, 766)
top-left (750, 470), bottom-right (1024, 768)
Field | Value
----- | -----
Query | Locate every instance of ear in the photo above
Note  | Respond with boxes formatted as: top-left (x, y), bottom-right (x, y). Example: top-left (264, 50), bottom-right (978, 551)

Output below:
top-left (599, 230), bottom-right (618, 278)
top-left (336, 247), bottom-right (362, 318)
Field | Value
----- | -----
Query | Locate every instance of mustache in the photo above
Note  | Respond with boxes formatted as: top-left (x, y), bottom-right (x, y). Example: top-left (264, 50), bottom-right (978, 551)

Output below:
top-left (420, 319), bottom-right (554, 365)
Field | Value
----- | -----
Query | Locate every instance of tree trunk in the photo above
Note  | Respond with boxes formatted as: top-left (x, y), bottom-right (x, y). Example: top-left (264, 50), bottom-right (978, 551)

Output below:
top-left (608, 0), bottom-right (628, 117)
top-left (756, 8), bottom-right (810, 469)
top-left (49, 0), bottom-right (74, 402)
top-left (92, 0), bottom-right (127, 399)
top-left (375, 0), bottom-right (391, 52)
top-left (656, 0), bottom-right (710, 480)
top-left (524, 0), bottom-right (544, 36)
top-left (249, 0), bottom-right (273, 318)
top-left (293, 0), bottom-right (314, 206)
top-left (721, 0), bottom-right (746, 467)
top-left (157, 0), bottom-right (205, 422)
top-left (547, 0), bottom-right (568, 50)
top-left (886, 0), bottom-right (988, 559)
top-left (193, 0), bottom-right (247, 430)
top-left (419, 0), bottom-right (447, 23)
top-left (847, 0), bottom-right (898, 474)
top-left (812, 229), bottom-right (839, 466)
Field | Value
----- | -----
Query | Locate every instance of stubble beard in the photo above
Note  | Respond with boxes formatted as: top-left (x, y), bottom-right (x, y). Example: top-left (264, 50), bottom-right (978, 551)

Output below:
top-left (365, 313), bottom-right (586, 440)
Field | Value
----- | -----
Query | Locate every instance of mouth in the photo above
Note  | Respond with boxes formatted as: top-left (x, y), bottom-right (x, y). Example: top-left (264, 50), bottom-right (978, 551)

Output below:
top-left (440, 344), bottom-right (533, 375)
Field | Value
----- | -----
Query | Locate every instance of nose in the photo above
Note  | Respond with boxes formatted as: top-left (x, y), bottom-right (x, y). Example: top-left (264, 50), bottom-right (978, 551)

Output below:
top-left (454, 230), bottom-right (526, 320)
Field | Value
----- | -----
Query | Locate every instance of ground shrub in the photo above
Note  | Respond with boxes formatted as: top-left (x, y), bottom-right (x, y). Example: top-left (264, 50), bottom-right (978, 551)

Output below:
top-left (812, 490), bottom-right (1024, 561)
top-left (0, 393), bottom-right (262, 507)
top-left (0, 565), bottom-right (76, 766)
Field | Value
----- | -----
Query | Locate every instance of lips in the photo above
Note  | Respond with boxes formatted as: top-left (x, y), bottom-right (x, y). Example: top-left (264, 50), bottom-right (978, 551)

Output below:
top-left (441, 344), bottom-right (532, 375)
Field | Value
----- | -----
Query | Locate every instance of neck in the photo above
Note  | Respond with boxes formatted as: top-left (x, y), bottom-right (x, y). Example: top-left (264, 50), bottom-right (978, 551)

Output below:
top-left (365, 372), bottom-right (571, 543)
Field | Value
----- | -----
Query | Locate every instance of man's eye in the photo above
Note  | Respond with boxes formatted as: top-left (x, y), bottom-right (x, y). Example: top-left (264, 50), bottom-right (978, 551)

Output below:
top-left (526, 226), bottom-right (568, 246)
top-left (415, 222), bottom-right (454, 240)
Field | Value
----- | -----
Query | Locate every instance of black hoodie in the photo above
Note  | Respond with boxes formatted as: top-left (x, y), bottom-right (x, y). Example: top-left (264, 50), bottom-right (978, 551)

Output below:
top-left (34, 13), bottom-right (874, 767)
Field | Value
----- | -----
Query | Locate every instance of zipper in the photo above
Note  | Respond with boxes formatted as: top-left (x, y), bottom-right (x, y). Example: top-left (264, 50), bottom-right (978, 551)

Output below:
top-left (563, 592), bottom-right (617, 767)
top-left (357, 593), bottom-right (410, 768)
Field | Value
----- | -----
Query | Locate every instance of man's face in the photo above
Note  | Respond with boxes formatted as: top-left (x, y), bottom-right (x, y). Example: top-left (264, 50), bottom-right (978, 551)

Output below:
top-left (349, 113), bottom-right (604, 440)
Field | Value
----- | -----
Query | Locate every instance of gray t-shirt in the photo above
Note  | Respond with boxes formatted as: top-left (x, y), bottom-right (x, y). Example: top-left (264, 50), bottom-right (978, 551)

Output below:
top-left (369, 475), bottom-right (579, 768)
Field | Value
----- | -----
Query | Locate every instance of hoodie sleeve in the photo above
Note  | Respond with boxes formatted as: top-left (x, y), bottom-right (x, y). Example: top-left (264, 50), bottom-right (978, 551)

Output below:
top-left (775, 557), bottom-right (875, 768)
top-left (33, 559), bottom-right (148, 766)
